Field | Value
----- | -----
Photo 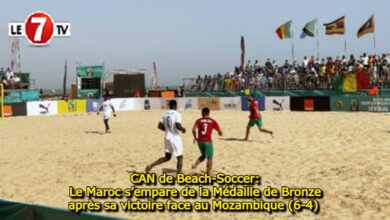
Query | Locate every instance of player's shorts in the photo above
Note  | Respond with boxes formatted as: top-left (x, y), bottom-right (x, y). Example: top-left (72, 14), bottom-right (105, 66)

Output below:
top-left (198, 142), bottom-right (214, 158)
top-left (248, 119), bottom-right (262, 127)
top-left (103, 114), bottom-right (111, 120)
top-left (164, 136), bottom-right (183, 156)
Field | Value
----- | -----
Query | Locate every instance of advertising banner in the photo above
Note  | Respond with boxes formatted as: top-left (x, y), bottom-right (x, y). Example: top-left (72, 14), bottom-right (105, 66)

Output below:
top-left (161, 98), bottom-right (178, 110)
top-left (178, 98), bottom-right (199, 110)
top-left (330, 95), bottom-right (390, 112)
top-left (1, 105), bottom-right (12, 117)
top-left (9, 103), bottom-right (27, 116)
top-left (290, 96), bottom-right (330, 111)
top-left (86, 99), bottom-right (102, 112)
top-left (27, 101), bottom-right (58, 116)
top-left (110, 98), bottom-right (135, 112)
top-left (265, 96), bottom-right (290, 111)
top-left (219, 97), bottom-right (242, 110)
top-left (58, 99), bottom-right (86, 114)
top-left (198, 97), bottom-right (220, 110)
top-left (130, 98), bottom-right (146, 110)
top-left (241, 96), bottom-right (265, 111)
top-left (142, 98), bottom-right (163, 110)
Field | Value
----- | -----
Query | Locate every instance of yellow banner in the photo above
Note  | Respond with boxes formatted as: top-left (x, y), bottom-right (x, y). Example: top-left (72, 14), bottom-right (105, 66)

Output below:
top-left (343, 74), bottom-right (357, 93)
top-left (58, 100), bottom-right (86, 114)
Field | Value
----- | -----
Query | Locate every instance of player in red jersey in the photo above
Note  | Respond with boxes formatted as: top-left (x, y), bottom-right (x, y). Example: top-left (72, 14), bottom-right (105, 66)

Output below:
top-left (192, 107), bottom-right (223, 175)
top-left (244, 95), bottom-right (273, 141)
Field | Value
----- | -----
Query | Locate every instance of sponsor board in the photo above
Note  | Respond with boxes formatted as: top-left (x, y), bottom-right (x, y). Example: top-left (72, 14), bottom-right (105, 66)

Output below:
top-left (27, 101), bottom-right (58, 116)
top-left (58, 99), bottom-right (86, 113)
top-left (161, 98), bottom-right (178, 110)
top-left (142, 98), bottom-right (163, 110)
top-left (290, 96), bottom-right (330, 111)
top-left (265, 96), bottom-right (290, 111)
top-left (198, 97), bottom-right (220, 110)
top-left (219, 97), bottom-right (242, 110)
top-left (178, 98), bottom-right (198, 110)
top-left (1, 105), bottom-right (12, 117)
top-left (86, 99), bottom-right (102, 112)
top-left (110, 98), bottom-right (135, 112)
top-left (331, 95), bottom-right (390, 112)
top-left (241, 96), bottom-right (265, 111)
top-left (10, 103), bottom-right (28, 116)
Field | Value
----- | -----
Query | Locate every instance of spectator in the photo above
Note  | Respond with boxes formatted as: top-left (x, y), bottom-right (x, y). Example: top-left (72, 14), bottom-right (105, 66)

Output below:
top-left (186, 52), bottom-right (389, 92)
top-left (245, 60), bottom-right (253, 74)
top-left (5, 67), bottom-right (14, 81)
top-left (302, 56), bottom-right (309, 68)
top-left (0, 68), bottom-right (5, 79)
top-left (362, 53), bottom-right (369, 69)
top-left (254, 60), bottom-right (261, 73)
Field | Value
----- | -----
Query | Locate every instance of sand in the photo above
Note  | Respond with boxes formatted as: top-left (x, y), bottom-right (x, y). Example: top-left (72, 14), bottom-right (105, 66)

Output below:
top-left (0, 110), bottom-right (389, 220)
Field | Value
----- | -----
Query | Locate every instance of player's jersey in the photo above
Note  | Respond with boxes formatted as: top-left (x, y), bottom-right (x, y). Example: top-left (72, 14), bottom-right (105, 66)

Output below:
top-left (249, 100), bottom-right (261, 119)
top-left (161, 110), bottom-right (182, 139)
top-left (102, 100), bottom-right (113, 118)
top-left (194, 117), bottom-right (220, 142)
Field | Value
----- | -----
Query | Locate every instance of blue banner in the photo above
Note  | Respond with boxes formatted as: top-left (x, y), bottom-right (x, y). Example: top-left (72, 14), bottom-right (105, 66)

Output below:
top-left (241, 96), bottom-right (265, 111)
top-left (87, 99), bottom-right (102, 112)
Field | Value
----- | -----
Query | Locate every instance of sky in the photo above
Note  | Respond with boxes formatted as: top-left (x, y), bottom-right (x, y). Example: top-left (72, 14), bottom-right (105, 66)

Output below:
top-left (0, 0), bottom-right (389, 89)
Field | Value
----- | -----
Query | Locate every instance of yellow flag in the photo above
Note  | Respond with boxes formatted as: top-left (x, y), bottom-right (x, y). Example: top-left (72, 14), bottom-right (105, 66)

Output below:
top-left (343, 74), bottom-right (357, 92)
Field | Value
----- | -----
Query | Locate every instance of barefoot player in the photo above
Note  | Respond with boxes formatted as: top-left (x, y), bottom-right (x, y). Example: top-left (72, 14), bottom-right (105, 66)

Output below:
top-left (97, 96), bottom-right (116, 133)
top-left (244, 95), bottom-right (273, 141)
top-left (146, 100), bottom-right (186, 173)
top-left (192, 107), bottom-right (222, 175)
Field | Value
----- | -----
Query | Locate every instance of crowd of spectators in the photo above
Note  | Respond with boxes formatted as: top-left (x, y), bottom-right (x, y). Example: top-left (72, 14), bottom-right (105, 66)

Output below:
top-left (190, 53), bottom-right (390, 92)
top-left (0, 67), bottom-right (22, 90)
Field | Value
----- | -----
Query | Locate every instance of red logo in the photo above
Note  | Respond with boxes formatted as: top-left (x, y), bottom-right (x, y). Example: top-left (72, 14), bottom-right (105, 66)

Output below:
top-left (25, 12), bottom-right (55, 45)
top-left (9, 11), bottom-right (70, 46)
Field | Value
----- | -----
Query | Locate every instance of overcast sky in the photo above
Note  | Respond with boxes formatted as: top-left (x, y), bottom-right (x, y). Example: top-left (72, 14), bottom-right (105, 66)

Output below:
top-left (0, 0), bottom-right (389, 89)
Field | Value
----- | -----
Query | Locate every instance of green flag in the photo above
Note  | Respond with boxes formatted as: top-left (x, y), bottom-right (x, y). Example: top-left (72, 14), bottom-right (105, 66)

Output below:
top-left (332, 75), bottom-right (343, 91)
top-left (301, 19), bottom-right (317, 38)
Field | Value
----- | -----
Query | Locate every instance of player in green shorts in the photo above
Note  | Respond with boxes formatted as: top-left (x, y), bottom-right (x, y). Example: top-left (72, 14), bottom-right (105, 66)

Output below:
top-left (244, 95), bottom-right (273, 141)
top-left (192, 107), bottom-right (223, 175)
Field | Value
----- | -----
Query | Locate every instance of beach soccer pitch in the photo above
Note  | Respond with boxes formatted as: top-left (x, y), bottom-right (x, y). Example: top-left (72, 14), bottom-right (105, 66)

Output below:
top-left (0, 109), bottom-right (388, 220)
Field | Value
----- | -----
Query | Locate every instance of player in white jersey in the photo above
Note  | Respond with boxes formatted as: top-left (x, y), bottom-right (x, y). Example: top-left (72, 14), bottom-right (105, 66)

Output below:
top-left (146, 100), bottom-right (186, 173)
top-left (97, 96), bottom-right (116, 133)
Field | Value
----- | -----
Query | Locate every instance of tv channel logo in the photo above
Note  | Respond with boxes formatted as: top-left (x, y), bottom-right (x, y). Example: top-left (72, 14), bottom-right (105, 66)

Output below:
top-left (8, 11), bottom-right (70, 46)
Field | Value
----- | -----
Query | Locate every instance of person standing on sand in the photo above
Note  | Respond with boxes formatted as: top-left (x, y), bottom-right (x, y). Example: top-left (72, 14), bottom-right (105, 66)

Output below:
top-left (146, 100), bottom-right (186, 173)
top-left (97, 95), bottom-right (116, 133)
top-left (192, 107), bottom-right (223, 175)
top-left (244, 95), bottom-right (273, 141)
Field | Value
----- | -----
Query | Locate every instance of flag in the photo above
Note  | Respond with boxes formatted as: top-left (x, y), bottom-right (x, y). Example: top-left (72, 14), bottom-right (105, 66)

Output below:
top-left (356, 72), bottom-right (371, 90)
top-left (152, 62), bottom-right (158, 89)
top-left (240, 35), bottom-right (245, 71)
top-left (324, 16), bottom-right (345, 35)
top-left (301, 19), bottom-right (318, 38)
top-left (331, 75), bottom-right (343, 91)
top-left (276, 20), bottom-right (293, 39)
top-left (343, 73), bottom-right (357, 92)
top-left (357, 15), bottom-right (374, 38)
top-left (368, 86), bottom-right (378, 95)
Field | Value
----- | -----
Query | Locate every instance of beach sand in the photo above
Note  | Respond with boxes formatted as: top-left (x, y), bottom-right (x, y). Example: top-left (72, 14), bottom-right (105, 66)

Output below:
top-left (0, 111), bottom-right (389, 220)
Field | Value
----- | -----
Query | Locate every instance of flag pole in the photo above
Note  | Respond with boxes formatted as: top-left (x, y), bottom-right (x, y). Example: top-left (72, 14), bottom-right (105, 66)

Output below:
top-left (316, 19), bottom-right (320, 59)
top-left (292, 40), bottom-right (295, 63)
top-left (291, 22), bottom-right (295, 62)
top-left (344, 16), bottom-right (347, 54)
top-left (373, 13), bottom-right (376, 54)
